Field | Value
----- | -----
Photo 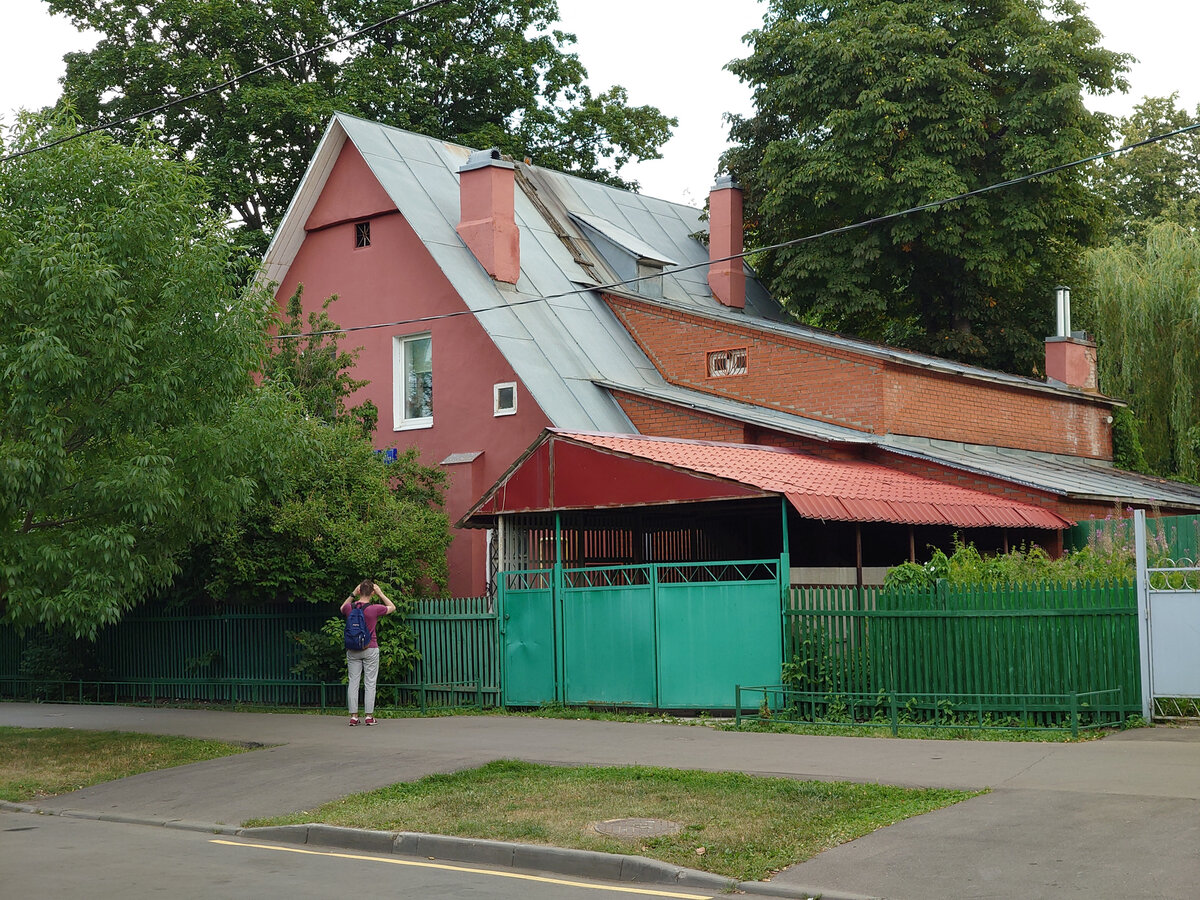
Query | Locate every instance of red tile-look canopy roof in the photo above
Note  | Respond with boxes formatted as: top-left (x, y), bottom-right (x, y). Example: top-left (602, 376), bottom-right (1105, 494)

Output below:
top-left (463, 431), bottom-right (1071, 530)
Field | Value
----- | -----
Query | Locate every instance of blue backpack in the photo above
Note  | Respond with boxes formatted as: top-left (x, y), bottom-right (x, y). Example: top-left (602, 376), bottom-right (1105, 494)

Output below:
top-left (343, 604), bottom-right (371, 651)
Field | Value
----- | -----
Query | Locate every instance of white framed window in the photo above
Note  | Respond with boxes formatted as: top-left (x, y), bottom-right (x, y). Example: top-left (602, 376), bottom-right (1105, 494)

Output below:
top-left (494, 382), bottom-right (517, 416)
top-left (393, 333), bottom-right (433, 430)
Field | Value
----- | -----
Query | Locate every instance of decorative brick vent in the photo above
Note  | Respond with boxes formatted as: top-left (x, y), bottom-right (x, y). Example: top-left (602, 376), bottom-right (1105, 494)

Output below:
top-left (707, 347), bottom-right (747, 377)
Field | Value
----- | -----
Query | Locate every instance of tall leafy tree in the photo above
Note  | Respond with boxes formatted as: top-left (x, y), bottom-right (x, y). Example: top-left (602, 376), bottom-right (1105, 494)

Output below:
top-left (265, 285), bottom-right (377, 437)
top-left (1085, 222), bottom-right (1200, 481)
top-left (45, 0), bottom-right (675, 253)
top-left (201, 427), bottom-right (451, 606)
top-left (1093, 94), bottom-right (1200, 242)
top-left (185, 292), bottom-right (452, 608)
top-left (0, 113), bottom-right (287, 637)
top-left (723, 0), bottom-right (1130, 374)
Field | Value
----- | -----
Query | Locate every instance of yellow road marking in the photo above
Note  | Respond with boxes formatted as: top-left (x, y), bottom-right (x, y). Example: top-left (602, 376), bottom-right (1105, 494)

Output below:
top-left (210, 839), bottom-right (715, 899)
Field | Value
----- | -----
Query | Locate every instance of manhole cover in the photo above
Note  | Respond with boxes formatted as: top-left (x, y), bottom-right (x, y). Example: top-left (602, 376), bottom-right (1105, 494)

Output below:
top-left (590, 818), bottom-right (683, 839)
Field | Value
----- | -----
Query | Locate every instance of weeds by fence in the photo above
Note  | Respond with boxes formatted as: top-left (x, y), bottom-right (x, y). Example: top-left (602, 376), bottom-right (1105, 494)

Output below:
top-left (734, 685), bottom-right (1125, 737)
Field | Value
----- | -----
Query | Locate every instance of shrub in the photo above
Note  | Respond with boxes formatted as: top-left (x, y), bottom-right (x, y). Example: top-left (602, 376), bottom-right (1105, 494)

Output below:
top-left (289, 594), bottom-right (420, 685)
top-left (884, 532), bottom-right (1136, 589)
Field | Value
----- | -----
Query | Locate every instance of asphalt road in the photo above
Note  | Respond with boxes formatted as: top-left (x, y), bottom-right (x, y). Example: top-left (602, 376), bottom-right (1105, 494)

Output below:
top-left (4, 704), bottom-right (1200, 899)
top-left (0, 810), bottom-right (733, 900)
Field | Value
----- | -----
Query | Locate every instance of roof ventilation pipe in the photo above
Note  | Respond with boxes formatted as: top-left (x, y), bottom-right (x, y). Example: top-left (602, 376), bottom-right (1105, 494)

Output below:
top-left (1045, 285), bottom-right (1098, 392)
top-left (707, 176), bottom-right (746, 309)
top-left (457, 148), bottom-right (520, 284)
top-left (1055, 285), bottom-right (1072, 337)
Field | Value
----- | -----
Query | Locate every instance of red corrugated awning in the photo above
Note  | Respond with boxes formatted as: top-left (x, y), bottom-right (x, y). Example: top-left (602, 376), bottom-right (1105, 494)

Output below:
top-left (461, 430), bottom-right (1071, 530)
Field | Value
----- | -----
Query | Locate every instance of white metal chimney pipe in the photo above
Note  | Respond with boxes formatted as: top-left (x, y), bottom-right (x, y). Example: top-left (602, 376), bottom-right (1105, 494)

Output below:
top-left (1055, 285), bottom-right (1071, 337)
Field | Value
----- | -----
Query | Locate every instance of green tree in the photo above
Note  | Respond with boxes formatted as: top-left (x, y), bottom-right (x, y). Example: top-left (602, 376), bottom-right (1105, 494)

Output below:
top-left (201, 423), bottom-right (451, 606)
top-left (1085, 222), bottom-right (1200, 480)
top-left (1093, 94), bottom-right (1200, 242)
top-left (722, 0), bottom-right (1130, 375)
top-left (0, 113), bottom-right (285, 637)
top-left (45, 0), bottom-right (675, 252)
top-left (178, 288), bottom-right (451, 609)
top-left (265, 286), bottom-right (377, 437)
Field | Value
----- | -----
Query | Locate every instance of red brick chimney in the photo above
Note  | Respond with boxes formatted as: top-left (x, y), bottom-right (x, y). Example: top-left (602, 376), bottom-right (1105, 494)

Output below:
top-left (707, 176), bottom-right (745, 309)
top-left (457, 149), bottom-right (520, 284)
top-left (1045, 286), bottom-right (1098, 391)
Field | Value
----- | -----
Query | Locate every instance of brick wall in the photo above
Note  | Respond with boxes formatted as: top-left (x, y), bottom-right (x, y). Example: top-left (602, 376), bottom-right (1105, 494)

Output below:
top-left (611, 390), bottom-right (859, 459)
top-left (605, 294), bottom-right (1114, 460)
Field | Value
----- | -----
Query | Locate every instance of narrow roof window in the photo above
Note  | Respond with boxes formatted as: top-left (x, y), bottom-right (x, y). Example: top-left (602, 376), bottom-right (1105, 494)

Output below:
top-left (355, 221), bottom-right (371, 248)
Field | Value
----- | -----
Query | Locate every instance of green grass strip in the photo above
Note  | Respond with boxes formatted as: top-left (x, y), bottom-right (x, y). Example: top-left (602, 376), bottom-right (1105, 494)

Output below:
top-left (249, 760), bottom-right (979, 882)
top-left (0, 726), bottom-right (256, 802)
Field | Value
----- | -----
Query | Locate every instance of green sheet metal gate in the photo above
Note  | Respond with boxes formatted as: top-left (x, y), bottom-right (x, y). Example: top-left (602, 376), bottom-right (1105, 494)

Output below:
top-left (498, 559), bottom-right (785, 709)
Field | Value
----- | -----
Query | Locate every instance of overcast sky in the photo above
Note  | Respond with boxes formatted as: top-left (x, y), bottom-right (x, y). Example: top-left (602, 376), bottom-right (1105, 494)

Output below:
top-left (2, 0), bottom-right (1196, 205)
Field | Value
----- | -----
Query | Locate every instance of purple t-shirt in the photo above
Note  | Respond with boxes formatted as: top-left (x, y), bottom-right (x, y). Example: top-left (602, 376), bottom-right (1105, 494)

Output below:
top-left (346, 603), bottom-right (387, 649)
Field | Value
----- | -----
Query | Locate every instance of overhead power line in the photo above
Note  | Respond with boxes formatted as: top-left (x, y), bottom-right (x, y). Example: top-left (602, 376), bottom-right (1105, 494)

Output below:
top-left (0, 0), bottom-right (458, 164)
top-left (274, 118), bottom-right (1200, 341)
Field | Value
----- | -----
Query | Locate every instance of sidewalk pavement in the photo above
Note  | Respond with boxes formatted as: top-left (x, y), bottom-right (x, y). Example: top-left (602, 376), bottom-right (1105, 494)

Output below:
top-left (2, 703), bottom-right (1198, 899)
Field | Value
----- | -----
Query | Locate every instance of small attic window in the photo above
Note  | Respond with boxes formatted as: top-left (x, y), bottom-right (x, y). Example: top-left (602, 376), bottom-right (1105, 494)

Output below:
top-left (355, 221), bottom-right (371, 248)
top-left (707, 347), bottom-right (748, 378)
top-left (494, 382), bottom-right (517, 416)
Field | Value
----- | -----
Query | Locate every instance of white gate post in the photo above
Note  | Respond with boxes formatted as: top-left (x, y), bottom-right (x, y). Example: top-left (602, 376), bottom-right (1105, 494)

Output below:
top-left (1134, 509), bottom-right (1153, 720)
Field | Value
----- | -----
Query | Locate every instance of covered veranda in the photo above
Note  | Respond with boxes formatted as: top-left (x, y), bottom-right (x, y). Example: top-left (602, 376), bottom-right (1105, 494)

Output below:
top-left (460, 430), bottom-right (1071, 709)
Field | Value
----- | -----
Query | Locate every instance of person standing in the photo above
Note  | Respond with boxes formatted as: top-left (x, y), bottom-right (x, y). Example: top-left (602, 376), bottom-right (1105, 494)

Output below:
top-left (340, 579), bottom-right (395, 725)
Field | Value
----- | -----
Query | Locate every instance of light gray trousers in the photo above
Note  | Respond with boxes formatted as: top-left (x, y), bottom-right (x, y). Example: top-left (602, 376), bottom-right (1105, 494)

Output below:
top-left (346, 647), bottom-right (381, 715)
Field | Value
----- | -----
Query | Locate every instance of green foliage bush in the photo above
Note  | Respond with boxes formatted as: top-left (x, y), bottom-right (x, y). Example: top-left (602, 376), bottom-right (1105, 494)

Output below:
top-left (289, 588), bottom-right (420, 685)
top-left (883, 532), bottom-right (1135, 589)
top-left (17, 632), bottom-right (105, 694)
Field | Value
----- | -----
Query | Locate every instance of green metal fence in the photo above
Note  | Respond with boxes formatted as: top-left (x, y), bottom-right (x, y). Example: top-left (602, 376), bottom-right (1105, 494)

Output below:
top-left (408, 597), bottom-right (500, 708)
top-left (0, 599), bottom-right (500, 709)
top-left (785, 580), bottom-right (1139, 725)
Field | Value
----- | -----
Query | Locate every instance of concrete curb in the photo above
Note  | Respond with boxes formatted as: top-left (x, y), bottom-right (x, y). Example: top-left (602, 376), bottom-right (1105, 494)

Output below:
top-left (2, 802), bottom-right (874, 898)
top-left (1, 801), bottom-right (242, 835)
top-left (240, 824), bottom-right (881, 899)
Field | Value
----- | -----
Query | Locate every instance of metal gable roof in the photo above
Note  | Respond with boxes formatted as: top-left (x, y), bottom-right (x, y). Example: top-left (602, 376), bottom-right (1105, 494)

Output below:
top-left (465, 430), bottom-right (1070, 529)
top-left (878, 435), bottom-right (1200, 510)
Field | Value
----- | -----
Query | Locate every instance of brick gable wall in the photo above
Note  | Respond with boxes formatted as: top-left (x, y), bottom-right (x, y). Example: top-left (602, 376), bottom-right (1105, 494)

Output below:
top-left (604, 294), bottom-right (1114, 460)
top-left (613, 389), bottom-right (1131, 525)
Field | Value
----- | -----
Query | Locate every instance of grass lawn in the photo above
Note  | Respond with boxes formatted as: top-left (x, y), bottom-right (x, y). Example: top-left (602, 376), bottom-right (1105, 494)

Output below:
top-left (246, 759), bottom-right (980, 882)
top-left (0, 726), bottom-right (256, 802)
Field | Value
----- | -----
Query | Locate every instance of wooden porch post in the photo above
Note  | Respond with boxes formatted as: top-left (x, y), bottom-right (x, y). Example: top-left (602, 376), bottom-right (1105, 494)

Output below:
top-left (855, 523), bottom-right (864, 591)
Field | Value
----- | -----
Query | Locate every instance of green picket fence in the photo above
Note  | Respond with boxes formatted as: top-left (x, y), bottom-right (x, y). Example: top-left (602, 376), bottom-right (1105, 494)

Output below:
top-left (408, 597), bottom-right (499, 708)
top-left (785, 580), bottom-right (1139, 725)
top-left (0, 598), bottom-right (500, 709)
